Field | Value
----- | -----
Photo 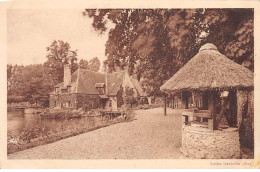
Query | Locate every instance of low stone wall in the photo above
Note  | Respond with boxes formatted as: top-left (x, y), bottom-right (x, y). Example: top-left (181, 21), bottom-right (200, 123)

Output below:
top-left (181, 125), bottom-right (241, 159)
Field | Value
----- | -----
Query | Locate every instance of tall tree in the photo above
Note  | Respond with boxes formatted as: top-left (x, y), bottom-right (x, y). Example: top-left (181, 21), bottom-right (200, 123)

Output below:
top-left (88, 57), bottom-right (100, 72)
top-left (78, 59), bottom-right (89, 69)
top-left (83, 9), bottom-right (253, 95)
top-left (44, 40), bottom-right (78, 84)
top-left (7, 64), bottom-right (53, 106)
top-left (78, 57), bottom-right (101, 72)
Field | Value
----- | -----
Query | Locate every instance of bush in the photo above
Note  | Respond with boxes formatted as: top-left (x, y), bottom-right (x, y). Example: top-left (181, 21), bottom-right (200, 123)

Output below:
top-left (40, 108), bottom-right (85, 119)
top-left (125, 109), bottom-right (135, 121)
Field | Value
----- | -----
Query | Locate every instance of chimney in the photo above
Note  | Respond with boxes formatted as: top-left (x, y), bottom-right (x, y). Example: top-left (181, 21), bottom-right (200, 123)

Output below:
top-left (64, 64), bottom-right (71, 87)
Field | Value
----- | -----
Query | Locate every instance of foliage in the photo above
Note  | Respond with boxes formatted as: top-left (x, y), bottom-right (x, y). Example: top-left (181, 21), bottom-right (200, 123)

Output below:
top-left (44, 40), bottom-right (78, 84)
top-left (8, 40), bottom-right (83, 106)
top-left (124, 87), bottom-right (137, 107)
top-left (7, 64), bottom-right (53, 106)
top-left (125, 109), bottom-right (135, 121)
top-left (79, 57), bottom-right (101, 72)
top-left (83, 9), bottom-right (254, 95)
top-left (40, 109), bottom-right (84, 119)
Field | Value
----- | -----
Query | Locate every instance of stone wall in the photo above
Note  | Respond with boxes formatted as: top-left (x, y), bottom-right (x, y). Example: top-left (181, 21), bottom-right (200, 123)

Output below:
top-left (181, 125), bottom-right (241, 159)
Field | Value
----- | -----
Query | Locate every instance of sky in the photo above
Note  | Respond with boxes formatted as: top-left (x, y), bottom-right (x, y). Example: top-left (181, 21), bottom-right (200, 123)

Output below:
top-left (7, 9), bottom-right (111, 67)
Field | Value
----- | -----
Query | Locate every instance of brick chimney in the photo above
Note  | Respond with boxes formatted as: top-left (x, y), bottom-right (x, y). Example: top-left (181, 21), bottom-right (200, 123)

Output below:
top-left (64, 64), bottom-right (71, 87)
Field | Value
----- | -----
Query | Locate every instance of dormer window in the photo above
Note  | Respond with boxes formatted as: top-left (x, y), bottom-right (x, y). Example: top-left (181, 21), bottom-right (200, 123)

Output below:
top-left (61, 87), bottom-right (67, 93)
top-left (95, 83), bottom-right (106, 94)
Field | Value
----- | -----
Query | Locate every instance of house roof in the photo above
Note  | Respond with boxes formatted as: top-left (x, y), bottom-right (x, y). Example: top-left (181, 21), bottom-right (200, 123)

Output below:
top-left (74, 68), bottom-right (105, 94)
top-left (131, 78), bottom-right (147, 97)
top-left (52, 68), bottom-right (148, 96)
top-left (106, 72), bottom-right (124, 95)
top-left (160, 43), bottom-right (254, 92)
top-left (95, 83), bottom-right (105, 88)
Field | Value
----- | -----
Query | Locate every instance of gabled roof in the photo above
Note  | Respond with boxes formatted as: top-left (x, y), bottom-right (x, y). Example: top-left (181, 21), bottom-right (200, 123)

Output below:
top-left (74, 69), bottom-right (105, 94)
top-left (106, 72), bottom-right (124, 95)
top-left (131, 78), bottom-right (147, 97)
top-left (52, 68), bottom-right (148, 96)
top-left (95, 83), bottom-right (105, 88)
top-left (160, 43), bottom-right (254, 92)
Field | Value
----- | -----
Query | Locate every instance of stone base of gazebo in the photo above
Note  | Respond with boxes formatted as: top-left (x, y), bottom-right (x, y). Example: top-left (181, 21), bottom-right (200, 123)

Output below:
top-left (180, 125), bottom-right (241, 159)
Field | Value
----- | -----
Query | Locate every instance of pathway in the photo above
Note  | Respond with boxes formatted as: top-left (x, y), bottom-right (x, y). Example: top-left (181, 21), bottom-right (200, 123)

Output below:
top-left (8, 108), bottom-right (182, 159)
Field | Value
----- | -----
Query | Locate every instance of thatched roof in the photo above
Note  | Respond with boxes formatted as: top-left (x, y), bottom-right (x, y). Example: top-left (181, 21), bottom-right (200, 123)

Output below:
top-left (160, 43), bottom-right (254, 92)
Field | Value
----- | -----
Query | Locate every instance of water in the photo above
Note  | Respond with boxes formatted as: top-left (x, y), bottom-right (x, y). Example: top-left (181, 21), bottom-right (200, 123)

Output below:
top-left (7, 109), bottom-right (101, 136)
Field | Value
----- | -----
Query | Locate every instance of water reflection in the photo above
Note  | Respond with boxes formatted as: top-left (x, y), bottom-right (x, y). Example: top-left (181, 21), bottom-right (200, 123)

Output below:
top-left (7, 110), bottom-right (95, 135)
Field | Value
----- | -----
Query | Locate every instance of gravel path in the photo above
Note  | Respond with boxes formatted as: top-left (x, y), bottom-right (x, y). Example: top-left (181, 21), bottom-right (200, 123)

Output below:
top-left (8, 108), bottom-right (182, 159)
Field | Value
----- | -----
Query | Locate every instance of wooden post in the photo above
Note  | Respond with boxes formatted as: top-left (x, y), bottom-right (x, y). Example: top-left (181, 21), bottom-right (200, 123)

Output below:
top-left (164, 94), bottom-right (167, 116)
top-left (212, 91), bottom-right (217, 130)
top-left (208, 91), bottom-right (217, 130)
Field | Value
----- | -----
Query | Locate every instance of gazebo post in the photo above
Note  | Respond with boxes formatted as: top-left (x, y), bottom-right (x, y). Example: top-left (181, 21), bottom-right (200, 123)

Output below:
top-left (212, 91), bottom-right (217, 130)
top-left (208, 91), bottom-right (217, 130)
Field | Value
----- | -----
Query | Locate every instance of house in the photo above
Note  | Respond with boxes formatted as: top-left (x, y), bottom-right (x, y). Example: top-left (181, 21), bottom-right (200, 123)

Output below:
top-left (49, 64), bottom-right (147, 111)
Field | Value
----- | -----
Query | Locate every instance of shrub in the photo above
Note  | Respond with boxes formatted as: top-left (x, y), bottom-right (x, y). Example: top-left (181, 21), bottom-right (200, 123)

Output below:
top-left (40, 108), bottom-right (85, 119)
top-left (125, 109), bottom-right (135, 121)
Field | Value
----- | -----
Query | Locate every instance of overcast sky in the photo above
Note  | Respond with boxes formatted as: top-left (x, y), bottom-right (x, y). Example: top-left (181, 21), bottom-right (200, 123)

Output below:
top-left (7, 9), bottom-right (110, 66)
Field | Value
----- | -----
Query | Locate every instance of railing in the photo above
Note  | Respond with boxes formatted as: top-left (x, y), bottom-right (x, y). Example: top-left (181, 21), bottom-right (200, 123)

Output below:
top-left (182, 109), bottom-right (214, 131)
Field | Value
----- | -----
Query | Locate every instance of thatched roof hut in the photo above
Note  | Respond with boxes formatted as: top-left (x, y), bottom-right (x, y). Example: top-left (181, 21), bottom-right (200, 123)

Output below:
top-left (160, 43), bottom-right (254, 92)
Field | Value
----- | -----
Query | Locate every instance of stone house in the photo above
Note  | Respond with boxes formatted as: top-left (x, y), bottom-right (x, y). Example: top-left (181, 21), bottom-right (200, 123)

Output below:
top-left (49, 64), bottom-right (146, 111)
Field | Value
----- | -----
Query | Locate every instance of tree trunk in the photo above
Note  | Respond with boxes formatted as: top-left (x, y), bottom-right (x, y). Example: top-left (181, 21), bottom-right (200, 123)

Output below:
top-left (237, 90), bottom-right (254, 149)
top-left (164, 94), bottom-right (167, 116)
top-left (212, 91), bottom-right (217, 130)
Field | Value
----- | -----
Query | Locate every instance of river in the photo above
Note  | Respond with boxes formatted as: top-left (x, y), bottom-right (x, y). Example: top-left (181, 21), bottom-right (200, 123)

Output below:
top-left (7, 109), bottom-right (93, 136)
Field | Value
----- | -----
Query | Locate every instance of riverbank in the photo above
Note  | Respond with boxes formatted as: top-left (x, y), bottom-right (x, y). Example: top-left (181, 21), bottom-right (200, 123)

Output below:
top-left (8, 108), bottom-right (182, 159)
top-left (7, 111), bottom-right (132, 154)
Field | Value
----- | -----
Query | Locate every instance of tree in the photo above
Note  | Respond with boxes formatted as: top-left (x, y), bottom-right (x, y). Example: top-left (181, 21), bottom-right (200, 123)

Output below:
top-left (7, 64), bottom-right (54, 107)
top-left (83, 9), bottom-right (254, 95)
top-left (88, 57), bottom-right (100, 72)
top-left (78, 57), bottom-right (100, 72)
top-left (83, 9), bottom-right (198, 95)
top-left (192, 9), bottom-right (254, 71)
top-left (7, 64), bottom-right (15, 95)
top-left (44, 40), bottom-right (78, 84)
top-left (78, 59), bottom-right (89, 69)
top-left (124, 87), bottom-right (137, 108)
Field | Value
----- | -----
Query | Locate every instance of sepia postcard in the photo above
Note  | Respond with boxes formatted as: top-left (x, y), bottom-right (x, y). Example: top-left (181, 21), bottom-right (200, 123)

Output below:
top-left (0, 0), bottom-right (260, 169)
